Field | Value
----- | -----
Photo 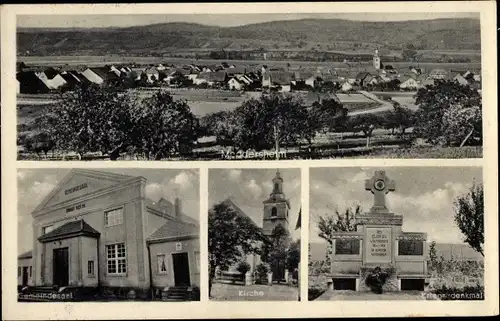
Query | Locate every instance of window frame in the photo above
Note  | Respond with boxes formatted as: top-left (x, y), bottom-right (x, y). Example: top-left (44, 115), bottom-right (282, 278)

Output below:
top-left (106, 243), bottom-right (127, 276)
top-left (104, 207), bottom-right (124, 227)
top-left (398, 240), bottom-right (424, 256)
top-left (335, 239), bottom-right (361, 255)
top-left (271, 207), bottom-right (278, 217)
top-left (157, 254), bottom-right (167, 274)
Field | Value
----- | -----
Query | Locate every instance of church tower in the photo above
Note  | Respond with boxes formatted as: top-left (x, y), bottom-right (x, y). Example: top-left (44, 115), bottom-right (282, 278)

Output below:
top-left (262, 170), bottom-right (290, 237)
top-left (373, 48), bottom-right (381, 70)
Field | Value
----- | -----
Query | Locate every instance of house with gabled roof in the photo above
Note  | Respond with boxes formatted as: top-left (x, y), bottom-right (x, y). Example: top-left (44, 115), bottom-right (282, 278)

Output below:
top-left (429, 68), bottom-right (448, 80)
top-left (16, 71), bottom-right (51, 94)
top-left (21, 169), bottom-right (200, 300)
top-left (453, 73), bottom-right (470, 86)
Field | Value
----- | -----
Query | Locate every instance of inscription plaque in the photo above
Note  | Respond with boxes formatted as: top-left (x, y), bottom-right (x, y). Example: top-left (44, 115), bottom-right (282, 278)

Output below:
top-left (365, 227), bottom-right (392, 263)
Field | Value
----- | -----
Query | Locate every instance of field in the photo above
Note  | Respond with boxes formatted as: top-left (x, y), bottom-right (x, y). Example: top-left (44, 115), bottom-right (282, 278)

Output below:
top-left (18, 55), bottom-right (482, 71)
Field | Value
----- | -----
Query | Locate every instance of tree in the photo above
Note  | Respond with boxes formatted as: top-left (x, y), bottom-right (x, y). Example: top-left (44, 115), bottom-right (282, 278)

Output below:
top-left (428, 241), bottom-right (438, 272)
top-left (382, 103), bottom-right (417, 137)
top-left (453, 183), bottom-right (484, 256)
top-left (316, 205), bottom-right (361, 271)
top-left (208, 201), bottom-right (264, 296)
top-left (309, 98), bottom-right (349, 134)
top-left (261, 224), bottom-right (291, 280)
top-left (134, 91), bottom-right (199, 160)
top-left (414, 81), bottom-right (482, 146)
top-left (232, 93), bottom-right (312, 151)
top-left (286, 239), bottom-right (300, 272)
top-left (42, 84), bottom-right (137, 160)
top-left (200, 111), bottom-right (239, 147)
top-left (348, 114), bottom-right (383, 147)
top-left (317, 205), bottom-right (361, 242)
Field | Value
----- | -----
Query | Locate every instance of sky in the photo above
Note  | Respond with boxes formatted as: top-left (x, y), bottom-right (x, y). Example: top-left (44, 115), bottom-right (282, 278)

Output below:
top-left (208, 168), bottom-right (301, 239)
top-left (309, 167), bottom-right (483, 244)
top-left (17, 168), bottom-right (199, 254)
top-left (17, 12), bottom-right (479, 28)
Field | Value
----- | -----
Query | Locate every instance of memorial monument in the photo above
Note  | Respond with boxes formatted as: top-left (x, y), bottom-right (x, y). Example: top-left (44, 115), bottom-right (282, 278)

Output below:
top-left (328, 170), bottom-right (430, 292)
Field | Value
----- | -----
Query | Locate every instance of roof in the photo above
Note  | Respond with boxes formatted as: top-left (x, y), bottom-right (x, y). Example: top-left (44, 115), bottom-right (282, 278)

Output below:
top-left (221, 198), bottom-right (259, 227)
top-left (225, 66), bottom-right (246, 75)
top-left (18, 250), bottom-right (33, 260)
top-left (147, 220), bottom-right (199, 242)
top-left (429, 68), bottom-right (448, 75)
top-left (38, 219), bottom-right (100, 243)
top-left (355, 72), bottom-right (371, 80)
top-left (294, 71), bottom-right (316, 80)
top-left (198, 71), bottom-right (227, 82)
top-left (146, 198), bottom-right (199, 226)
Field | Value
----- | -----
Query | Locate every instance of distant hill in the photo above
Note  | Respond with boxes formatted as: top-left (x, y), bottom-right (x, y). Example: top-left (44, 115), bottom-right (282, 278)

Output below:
top-left (309, 241), bottom-right (483, 262)
top-left (17, 18), bottom-right (480, 56)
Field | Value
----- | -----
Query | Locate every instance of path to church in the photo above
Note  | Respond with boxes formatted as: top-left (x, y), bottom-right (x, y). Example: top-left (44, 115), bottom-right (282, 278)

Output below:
top-left (316, 290), bottom-right (427, 301)
top-left (211, 283), bottom-right (299, 301)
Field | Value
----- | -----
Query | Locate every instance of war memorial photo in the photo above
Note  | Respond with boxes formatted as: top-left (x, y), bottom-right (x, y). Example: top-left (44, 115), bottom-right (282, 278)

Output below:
top-left (308, 167), bottom-right (484, 301)
top-left (208, 169), bottom-right (301, 301)
top-left (17, 168), bottom-right (201, 301)
top-left (15, 13), bottom-right (482, 161)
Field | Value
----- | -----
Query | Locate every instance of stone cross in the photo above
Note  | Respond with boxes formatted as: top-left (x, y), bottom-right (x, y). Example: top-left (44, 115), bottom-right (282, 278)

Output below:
top-left (365, 171), bottom-right (395, 213)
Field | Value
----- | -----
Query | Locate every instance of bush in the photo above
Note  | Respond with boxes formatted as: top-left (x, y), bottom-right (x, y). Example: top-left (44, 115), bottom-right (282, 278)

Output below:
top-left (254, 263), bottom-right (270, 283)
top-left (236, 261), bottom-right (251, 275)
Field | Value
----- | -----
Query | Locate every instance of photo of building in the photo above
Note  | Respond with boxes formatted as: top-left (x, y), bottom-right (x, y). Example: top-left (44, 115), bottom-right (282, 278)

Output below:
top-left (208, 168), bottom-right (301, 301)
top-left (17, 168), bottom-right (200, 301)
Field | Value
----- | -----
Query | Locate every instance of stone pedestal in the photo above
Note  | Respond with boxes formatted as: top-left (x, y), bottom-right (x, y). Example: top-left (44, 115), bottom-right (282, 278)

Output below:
top-left (284, 269), bottom-right (289, 283)
top-left (267, 272), bottom-right (273, 286)
top-left (327, 280), bottom-right (334, 291)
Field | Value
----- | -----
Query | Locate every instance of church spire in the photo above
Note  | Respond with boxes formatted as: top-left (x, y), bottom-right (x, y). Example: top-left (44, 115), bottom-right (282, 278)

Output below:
top-left (270, 169), bottom-right (284, 197)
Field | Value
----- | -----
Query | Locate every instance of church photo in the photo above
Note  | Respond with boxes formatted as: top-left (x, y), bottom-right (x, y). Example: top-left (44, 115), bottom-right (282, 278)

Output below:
top-left (208, 168), bottom-right (301, 301)
top-left (17, 168), bottom-right (201, 301)
top-left (308, 167), bottom-right (484, 301)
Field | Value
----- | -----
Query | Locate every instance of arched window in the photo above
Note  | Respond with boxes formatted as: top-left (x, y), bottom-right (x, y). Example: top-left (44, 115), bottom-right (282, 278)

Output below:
top-left (274, 183), bottom-right (279, 191)
top-left (271, 207), bottom-right (277, 217)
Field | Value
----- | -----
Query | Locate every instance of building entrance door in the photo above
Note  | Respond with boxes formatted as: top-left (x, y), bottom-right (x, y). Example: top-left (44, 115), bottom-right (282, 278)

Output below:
top-left (22, 267), bottom-right (29, 286)
top-left (172, 252), bottom-right (191, 286)
top-left (53, 247), bottom-right (69, 287)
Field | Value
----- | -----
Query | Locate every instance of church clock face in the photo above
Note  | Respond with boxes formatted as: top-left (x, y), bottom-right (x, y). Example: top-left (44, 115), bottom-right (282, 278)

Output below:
top-left (374, 179), bottom-right (385, 191)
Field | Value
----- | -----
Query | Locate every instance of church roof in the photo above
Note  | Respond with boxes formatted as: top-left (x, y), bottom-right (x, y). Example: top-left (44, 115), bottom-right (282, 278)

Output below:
top-left (38, 219), bottom-right (100, 243)
top-left (221, 197), bottom-right (259, 227)
top-left (147, 219), bottom-right (199, 243)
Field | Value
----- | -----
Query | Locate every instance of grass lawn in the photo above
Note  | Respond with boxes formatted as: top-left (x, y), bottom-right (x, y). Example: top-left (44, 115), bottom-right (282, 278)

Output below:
top-left (316, 290), bottom-right (428, 301)
top-left (210, 283), bottom-right (299, 301)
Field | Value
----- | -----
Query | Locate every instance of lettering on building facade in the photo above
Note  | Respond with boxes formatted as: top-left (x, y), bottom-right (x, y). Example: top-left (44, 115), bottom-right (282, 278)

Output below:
top-left (64, 183), bottom-right (88, 195)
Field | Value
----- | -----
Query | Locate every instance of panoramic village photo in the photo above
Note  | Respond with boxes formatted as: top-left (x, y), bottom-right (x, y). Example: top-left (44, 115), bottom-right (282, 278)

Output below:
top-left (308, 167), bottom-right (484, 301)
top-left (16, 12), bottom-right (482, 161)
top-left (208, 168), bottom-right (301, 301)
top-left (17, 168), bottom-right (201, 302)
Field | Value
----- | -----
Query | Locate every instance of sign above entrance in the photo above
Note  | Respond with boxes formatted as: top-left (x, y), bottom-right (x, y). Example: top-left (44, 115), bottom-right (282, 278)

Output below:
top-left (65, 183), bottom-right (88, 196)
